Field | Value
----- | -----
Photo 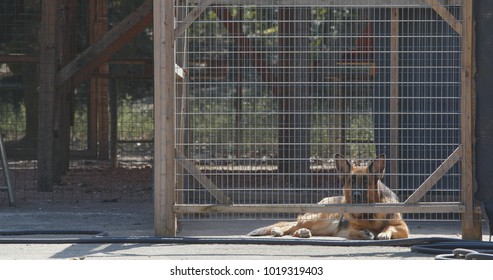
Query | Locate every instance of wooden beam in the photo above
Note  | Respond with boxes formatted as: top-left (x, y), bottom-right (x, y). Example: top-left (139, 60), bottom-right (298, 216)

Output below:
top-left (57, 0), bottom-right (152, 87)
top-left (390, 8), bottom-right (400, 189)
top-left (460, 0), bottom-right (481, 240)
top-left (425, 0), bottom-right (462, 35)
top-left (37, 0), bottom-right (58, 191)
top-left (174, 203), bottom-right (466, 214)
top-left (405, 146), bottom-right (462, 204)
top-left (180, 0), bottom-right (464, 39)
top-left (0, 55), bottom-right (38, 63)
top-left (154, 0), bottom-right (176, 237)
top-left (174, 0), bottom-right (215, 38)
top-left (175, 0), bottom-right (190, 228)
top-left (276, 7), bottom-right (312, 185)
top-left (109, 78), bottom-right (118, 168)
top-left (176, 151), bottom-right (233, 205)
top-left (89, 0), bottom-right (110, 160)
top-left (56, 0), bottom-right (77, 176)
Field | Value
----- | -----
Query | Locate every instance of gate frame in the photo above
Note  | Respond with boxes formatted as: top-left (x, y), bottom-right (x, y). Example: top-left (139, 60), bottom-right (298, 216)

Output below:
top-left (153, 0), bottom-right (481, 239)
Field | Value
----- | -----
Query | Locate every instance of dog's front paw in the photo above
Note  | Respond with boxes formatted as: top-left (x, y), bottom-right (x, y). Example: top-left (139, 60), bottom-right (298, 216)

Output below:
top-left (377, 232), bottom-right (391, 240)
top-left (294, 228), bottom-right (312, 238)
top-left (270, 227), bottom-right (284, 237)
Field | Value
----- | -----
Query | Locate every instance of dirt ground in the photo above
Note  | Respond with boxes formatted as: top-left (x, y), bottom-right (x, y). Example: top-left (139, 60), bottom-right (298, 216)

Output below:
top-left (1, 164), bottom-right (152, 204)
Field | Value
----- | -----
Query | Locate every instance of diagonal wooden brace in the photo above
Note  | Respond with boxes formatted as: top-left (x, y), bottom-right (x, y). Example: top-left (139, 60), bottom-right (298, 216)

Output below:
top-left (174, 0), bottom-right (215, 38)
top-left (57, 0), bottom-right (153, 87)
top-left (405, 146), bottom-right (462, 204)
top-left (425, 0), bottom-right (462, 35)
top-left (176, 150), bottom-right (233, 205)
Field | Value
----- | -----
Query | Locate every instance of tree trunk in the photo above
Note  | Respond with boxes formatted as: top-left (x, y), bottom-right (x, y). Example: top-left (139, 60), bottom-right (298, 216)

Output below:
top-left (277, 7), bottom-right (312, 189)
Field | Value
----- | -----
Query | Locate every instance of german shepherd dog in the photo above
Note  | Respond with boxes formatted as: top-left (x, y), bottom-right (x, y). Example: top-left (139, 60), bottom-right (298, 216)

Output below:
top-left (247, 154), bottom-right (409, 240)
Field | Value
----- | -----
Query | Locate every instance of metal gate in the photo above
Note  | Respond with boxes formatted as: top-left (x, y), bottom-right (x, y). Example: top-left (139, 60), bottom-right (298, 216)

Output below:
top-left (153, 0), bottom-right (477, 237)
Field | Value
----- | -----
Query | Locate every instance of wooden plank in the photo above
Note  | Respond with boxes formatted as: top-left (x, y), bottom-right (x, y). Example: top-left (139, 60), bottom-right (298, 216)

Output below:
top-left (176, 151), bottom-right (233, 205)
top-left (334, 86), bottom-right (346, 156)
top-left (89, 0), bottom-right (110, 160)
top-left (460, 0), bottom-right (481, 240)
top-left (109, 79), bottom-right (118, 168)
top-left (175, 1), bottom-right (189, 229)
top-left (57, 0), bottom-right (152, 87)
top-left (276, 7), bottom-right (312, 185)
top-left (425, 0), bottom-right (462, 35)
top-left (390, 8), bottom-right (400, 189)
top-left (88, 77), bottom-right (98, 158)
top-left (0, 55), bottom-right (38, 63)
top-left (56, 0), bottom-right (77, 176)
top-left (37, 0), bottom-right (58, 191)
top-left (154, 0), bottom-right (176, 237)
top-left (405, 146), bottom-right (462, 204)
top-left (174, 0), bottom-right (215, 38)
top-left (174, 203), bottom-right (466, 214)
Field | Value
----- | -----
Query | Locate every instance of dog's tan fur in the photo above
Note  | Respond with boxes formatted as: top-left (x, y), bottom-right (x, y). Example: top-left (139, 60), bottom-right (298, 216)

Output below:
top-left (247, 154), bottom-right (409, 240)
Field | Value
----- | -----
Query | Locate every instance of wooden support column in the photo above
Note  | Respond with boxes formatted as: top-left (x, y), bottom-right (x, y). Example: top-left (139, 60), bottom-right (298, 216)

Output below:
top-left (89, 0), bottom-right (109, 159)
top-left (109, 78), bottom-right (118, 168)
top-left (175, 0), bottom-right (190, 214)
top-left (37, 0), bottom-right (78, 190)
top-left (57, 0), bottom-right (77, 175)
top-left (212, 7), bottom-right (246, 157)
top-left (390, 8), bottom-right (400, 189)
top-left (154, 0), bottom-right (176, 236)
top-left (461, 0), bottom-right (481, 240)
top-left (277, 7), bottom-right (312, 188)
top-left (37, 0), bottom-right (59, 191)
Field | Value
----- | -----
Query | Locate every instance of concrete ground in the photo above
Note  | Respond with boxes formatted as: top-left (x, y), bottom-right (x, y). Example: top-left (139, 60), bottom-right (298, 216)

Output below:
top-left (0, 200), bottom-right (490, 260)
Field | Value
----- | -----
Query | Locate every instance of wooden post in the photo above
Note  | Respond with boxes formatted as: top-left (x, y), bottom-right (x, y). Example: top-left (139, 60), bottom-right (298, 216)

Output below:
top-left (109, 78), bottom-right (118, 168)
top-left (154, 0), bottom-right (176, 236)
top-left (390, 8), bottom-right (400, 189)
top-left (37, 0), bottom-right (58, 191)
top-left (277, 7), bottom-right (312, 188)
top-left (175, 0), bottom-right (189, 229)
top-left (89, 0), bottom-right (109, 160)
top-left (57, 0), bottom-right (77, 176)
top-left (461, 0), bottom-right (481, 240)
top-left (334, 85), bottom-right (346, 156)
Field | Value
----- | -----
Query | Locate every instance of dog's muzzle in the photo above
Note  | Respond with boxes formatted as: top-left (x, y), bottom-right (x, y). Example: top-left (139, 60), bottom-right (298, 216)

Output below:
top-left (352, 191), bottom-right (362, 203)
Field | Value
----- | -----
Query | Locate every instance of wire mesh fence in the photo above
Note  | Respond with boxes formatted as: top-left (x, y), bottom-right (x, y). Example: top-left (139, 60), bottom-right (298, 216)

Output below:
top-left (0, 0), bottom-right (469, 225)
top-left (174, 0), bottom-right (465, 222)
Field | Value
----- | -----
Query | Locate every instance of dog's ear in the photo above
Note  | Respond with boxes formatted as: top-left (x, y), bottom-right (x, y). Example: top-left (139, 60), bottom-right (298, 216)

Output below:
top-left (369, 154), bottom-right (386, 177)
top-left (334, 153), bottom-right (352, 175)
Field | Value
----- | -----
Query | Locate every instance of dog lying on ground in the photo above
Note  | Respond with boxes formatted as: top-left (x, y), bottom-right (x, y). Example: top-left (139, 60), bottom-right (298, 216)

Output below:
top-left (247, 154), bottom-right (409, 240)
